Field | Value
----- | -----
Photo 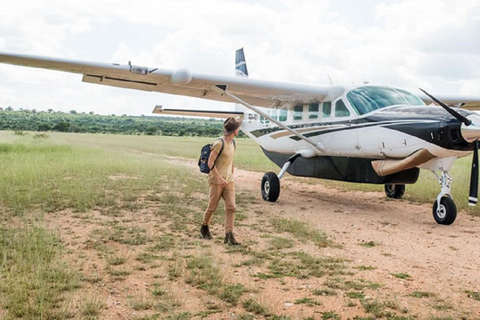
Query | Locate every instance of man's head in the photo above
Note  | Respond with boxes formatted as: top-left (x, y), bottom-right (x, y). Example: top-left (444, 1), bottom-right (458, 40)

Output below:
top-left (223, 116), bottom-right (243, 136)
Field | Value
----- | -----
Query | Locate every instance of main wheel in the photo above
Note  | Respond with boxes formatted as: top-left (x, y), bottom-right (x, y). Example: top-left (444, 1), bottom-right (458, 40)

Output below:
top-left (261, 172), bottom-right (280, 202)
top-left (433, 196), bottom-right (457, 225)
top-left (384, 184), bottom-right (405, 199)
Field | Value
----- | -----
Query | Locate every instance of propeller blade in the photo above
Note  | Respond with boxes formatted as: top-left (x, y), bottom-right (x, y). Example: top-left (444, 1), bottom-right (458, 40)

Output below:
top-left (419, 88), bottom-right (472, 126)
top-left (469, 140), bottom-right (479, 206)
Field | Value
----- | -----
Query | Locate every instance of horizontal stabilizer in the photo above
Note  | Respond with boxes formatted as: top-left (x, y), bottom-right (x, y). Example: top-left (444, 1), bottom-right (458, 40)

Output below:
top-left (153, 106), bottom-right (243, 119)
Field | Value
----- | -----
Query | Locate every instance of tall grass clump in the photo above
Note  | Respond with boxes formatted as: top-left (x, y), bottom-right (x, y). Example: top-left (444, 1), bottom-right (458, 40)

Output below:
top-left (0, 226), bottom-right (80, 319)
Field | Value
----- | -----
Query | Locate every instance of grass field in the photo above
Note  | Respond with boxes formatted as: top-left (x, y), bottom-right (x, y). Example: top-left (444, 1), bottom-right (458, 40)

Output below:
top-left (0, 130), bottom-right (478, 319)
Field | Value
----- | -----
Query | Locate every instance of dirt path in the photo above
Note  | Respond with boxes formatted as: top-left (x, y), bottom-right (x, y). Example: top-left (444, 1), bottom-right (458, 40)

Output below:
top-left (45, 160), bottom-right (480, 319)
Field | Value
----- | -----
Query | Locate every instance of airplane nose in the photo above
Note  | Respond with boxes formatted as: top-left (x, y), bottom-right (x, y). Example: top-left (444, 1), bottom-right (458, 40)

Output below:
top-left (461, 114), bottom-right (480, 143)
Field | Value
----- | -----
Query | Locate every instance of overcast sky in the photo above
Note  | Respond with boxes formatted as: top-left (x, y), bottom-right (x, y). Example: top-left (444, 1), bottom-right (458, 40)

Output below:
top-left (0, 0), bottom-right (479, 116)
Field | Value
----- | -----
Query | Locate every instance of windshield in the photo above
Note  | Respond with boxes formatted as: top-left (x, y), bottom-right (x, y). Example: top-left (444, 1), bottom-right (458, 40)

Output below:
top-left (347, 86), bottom-right (425, 115)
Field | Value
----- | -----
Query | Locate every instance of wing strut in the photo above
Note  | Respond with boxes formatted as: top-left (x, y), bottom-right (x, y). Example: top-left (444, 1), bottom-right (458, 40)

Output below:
top-left (212, 85), bottom-right (325, 153)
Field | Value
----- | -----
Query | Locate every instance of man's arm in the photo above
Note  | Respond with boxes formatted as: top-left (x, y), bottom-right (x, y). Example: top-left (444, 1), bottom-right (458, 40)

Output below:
top-left (208, 150), bottom-right (227, 187)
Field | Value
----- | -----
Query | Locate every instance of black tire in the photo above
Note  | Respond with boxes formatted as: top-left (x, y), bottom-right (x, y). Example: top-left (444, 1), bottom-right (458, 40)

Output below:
top-left (384, 184), bottom-right (405, 199)
top-left (433, 196), bottom-right (457, 225)
top-left (261, 172), bottom-right (280, 202)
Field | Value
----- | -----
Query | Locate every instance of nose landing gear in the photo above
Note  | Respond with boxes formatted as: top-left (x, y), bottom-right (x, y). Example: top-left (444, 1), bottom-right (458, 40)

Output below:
top-left (432, 171), bottom-right (457, 225)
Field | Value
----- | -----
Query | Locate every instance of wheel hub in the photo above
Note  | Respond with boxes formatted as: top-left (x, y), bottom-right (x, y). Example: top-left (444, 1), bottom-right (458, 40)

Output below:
top-left (264, 181), bottom-right (270, 194)
top-left (436, 204), bottom-right (447, 219)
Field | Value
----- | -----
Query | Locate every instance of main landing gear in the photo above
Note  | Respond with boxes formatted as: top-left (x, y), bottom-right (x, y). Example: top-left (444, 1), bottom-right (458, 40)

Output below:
top-left (384, 184), bottom-right (405, 199)
top-left (261, 154), bottom-right (301, 202)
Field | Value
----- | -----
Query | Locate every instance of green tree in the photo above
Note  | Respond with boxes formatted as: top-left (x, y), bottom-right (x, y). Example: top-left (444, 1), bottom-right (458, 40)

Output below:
top-left (53, 122), bottom-right (71, 132)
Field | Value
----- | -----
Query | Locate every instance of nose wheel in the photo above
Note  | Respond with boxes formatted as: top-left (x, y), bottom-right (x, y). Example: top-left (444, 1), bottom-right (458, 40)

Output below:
top-left (433, 196), bottom-right (457, 225)
top-left (432, 171), bottom-right (457, 225)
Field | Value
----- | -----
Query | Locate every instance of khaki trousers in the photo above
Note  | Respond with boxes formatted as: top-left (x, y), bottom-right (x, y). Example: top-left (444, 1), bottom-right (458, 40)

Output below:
top-left (202, 182), bottom-right (236, 233)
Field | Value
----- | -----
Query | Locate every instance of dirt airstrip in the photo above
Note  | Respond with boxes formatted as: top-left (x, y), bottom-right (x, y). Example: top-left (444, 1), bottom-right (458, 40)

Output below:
top-left (236, 169), bottom-right (480, 319)
top-left (45, 161), bottom-right (480, 319)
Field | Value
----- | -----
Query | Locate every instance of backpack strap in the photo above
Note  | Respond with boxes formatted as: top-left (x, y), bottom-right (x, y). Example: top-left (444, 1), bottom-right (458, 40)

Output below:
top-left (210, 138), bottom-right (225, 171)
top-left (217, 138), bottom-right (225, 158)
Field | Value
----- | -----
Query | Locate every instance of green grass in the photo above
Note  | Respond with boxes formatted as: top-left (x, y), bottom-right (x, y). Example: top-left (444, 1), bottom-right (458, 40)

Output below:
top-left (271, 218), bottom-right (332, 248)
top-left (359, 241), bottom-right (377, 248)
top-left (255, 251), bottom-right (347, 280)
top-left (321, 311), bottom-right (341, 320)
top-left (80, 296), bottom-right (105, 317)
top-left (185, 254), bottom-right (226, 293)
top-left (410, 291), bottom-right (435, 298)
top-left (243, 298), bottom-right (269, 316)
top-left (465, 290), bottom-right (480, 301)
top-left (391, 273), bottom-right (411, 280)
top-left (0, 226), bottom-right (80, 319)
top-left (219, 284), bottom-right (246, 305)
top-left (0, 132), bottom-right (210, 217)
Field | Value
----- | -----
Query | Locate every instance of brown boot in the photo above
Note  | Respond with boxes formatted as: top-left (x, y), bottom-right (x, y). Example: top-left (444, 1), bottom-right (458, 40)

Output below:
top-left (224, 232), bottom-right (240, 245)
top-left (200, 225), bottom-right (212, 240)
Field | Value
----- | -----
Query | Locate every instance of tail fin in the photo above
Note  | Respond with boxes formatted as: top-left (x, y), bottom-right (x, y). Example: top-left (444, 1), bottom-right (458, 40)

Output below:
top-left (234, 48), bottom-right (254, 119)
top-left (235, 48), bottom-right (248, 77)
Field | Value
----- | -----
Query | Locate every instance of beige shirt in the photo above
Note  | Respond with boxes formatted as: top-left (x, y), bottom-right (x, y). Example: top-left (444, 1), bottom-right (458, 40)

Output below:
top-left (208, 138), bottom-right (235, 184)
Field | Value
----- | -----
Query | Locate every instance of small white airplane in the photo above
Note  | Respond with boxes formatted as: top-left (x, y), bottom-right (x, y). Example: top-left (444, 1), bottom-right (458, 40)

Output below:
top-left (1, 48), bottom-right (480, 225)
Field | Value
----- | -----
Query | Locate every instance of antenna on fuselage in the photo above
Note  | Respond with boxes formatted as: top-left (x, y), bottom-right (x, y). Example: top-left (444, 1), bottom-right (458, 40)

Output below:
top-left (327, 73), bottom-right (334, 85)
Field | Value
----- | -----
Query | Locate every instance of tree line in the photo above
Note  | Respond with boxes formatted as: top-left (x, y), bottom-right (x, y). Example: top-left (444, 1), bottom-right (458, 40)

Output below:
top-left (0, 108), bottom-right (229, 137)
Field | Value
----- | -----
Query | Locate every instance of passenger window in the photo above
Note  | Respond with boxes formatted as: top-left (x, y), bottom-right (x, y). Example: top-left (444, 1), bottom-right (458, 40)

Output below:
top-left (308, 103), bottom-right (319, 119)
top-left (335, 99), bottom-right (350, 117)
top-left (322, 102), bottom-right (331, 118)
top-left (279, 109), bottom-right (287, 122)
top-left (260, 115), bottom-right (269, 124)
top-left (293, 105), bottom-right (303, 121)
top-left (270, 109), bottom-right (278, 121)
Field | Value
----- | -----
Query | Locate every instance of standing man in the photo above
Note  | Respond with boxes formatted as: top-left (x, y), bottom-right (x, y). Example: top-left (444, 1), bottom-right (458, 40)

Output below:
top-left (200, 116), bottom-right (242, 245)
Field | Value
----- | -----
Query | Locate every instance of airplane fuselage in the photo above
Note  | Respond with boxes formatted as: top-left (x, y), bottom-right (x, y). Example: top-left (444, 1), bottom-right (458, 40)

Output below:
top-left (237, 87), bottom-right (476, 185)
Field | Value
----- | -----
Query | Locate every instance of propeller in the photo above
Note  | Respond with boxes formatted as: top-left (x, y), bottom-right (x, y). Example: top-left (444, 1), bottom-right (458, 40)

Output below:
top-left (419, 88), bottom-right (472, 126)
top-left (419, 88), bottom-right (478, 206)
top-left (469, 140), bottom-right (479, 206)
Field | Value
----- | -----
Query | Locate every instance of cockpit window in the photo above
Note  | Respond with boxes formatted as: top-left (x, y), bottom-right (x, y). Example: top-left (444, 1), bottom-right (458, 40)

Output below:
top-left (347, 86), bottom-right (425, 115)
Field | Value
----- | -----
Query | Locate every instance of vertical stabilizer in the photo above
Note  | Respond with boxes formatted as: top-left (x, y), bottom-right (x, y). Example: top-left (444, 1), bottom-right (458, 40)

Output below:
top-left (234, 48), bottom-right (257, 122)
top-left (235, 48), bottom-right (249, 77)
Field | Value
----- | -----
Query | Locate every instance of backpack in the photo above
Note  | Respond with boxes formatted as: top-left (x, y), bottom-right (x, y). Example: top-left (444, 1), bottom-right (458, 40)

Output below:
top-left (198, 138), bottom-right (235, 174)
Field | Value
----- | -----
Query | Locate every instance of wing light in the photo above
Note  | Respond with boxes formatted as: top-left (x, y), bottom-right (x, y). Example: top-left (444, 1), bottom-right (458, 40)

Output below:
top-left (171, 68), bottom-right (192, 85)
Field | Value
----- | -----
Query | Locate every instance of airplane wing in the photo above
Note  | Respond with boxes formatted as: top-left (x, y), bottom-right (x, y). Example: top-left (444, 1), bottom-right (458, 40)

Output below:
top-left (418, 93), bottom-right (480, 110)
top-left (152, 105), bottom-right (243, 118)
top-left (0, 52), bottom-right (335, 109)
